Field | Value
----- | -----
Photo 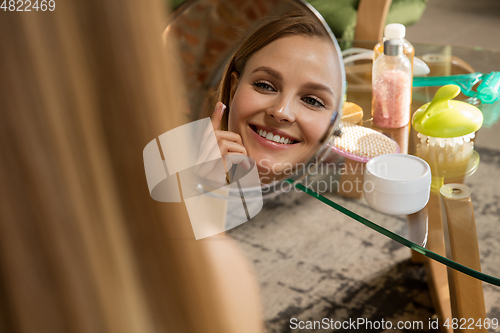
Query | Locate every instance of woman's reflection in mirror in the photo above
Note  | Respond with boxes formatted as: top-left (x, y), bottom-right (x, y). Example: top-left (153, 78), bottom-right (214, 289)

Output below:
top-left (209, 12), bottom-right (341, 183)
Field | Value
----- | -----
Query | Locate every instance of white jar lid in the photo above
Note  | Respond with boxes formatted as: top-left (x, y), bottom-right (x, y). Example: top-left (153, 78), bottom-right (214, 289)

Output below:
top-left (365, 154), bottom-right (431, 194)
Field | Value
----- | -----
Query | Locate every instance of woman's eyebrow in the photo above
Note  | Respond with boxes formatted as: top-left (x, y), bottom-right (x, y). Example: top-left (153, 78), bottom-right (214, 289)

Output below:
top-left (251, 66), bottom-right (282, 80)
top-left (303, 82), bottom-right (335, 97)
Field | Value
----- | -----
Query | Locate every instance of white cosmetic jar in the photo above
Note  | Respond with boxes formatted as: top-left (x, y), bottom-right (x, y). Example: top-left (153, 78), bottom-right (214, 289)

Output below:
top-left (363, 154), bottom-right (432, 215)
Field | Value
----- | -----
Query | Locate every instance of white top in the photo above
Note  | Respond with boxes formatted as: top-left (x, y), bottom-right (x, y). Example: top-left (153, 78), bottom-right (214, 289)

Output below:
top-left (384, 23), bottom-right (406, 39)
top-left (365, 154), bottom-right (431, 194)
top-left (368, 154), bottom-right (427, 181)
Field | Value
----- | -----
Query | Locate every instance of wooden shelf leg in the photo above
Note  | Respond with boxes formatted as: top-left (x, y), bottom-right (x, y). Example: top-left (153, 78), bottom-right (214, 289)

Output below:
top-left (423, 190), bottom-right (453, 333)
top-left (441, 184), bottom-right (487, 332)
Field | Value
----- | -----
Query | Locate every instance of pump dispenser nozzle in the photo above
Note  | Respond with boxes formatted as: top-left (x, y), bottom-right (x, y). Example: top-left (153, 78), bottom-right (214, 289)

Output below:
top-left (384, 23), bottom-right (406, 40)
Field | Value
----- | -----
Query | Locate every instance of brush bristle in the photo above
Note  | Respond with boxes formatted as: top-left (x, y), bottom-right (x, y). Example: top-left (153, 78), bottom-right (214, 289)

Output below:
top-left (416, 133), bottom-right (474, 164)
top-left (333, 123), bottom-right (399, 159)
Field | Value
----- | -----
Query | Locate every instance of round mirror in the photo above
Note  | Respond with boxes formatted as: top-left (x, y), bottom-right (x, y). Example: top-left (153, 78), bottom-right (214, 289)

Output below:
top-left (163, 0), bottom-right (345, 198)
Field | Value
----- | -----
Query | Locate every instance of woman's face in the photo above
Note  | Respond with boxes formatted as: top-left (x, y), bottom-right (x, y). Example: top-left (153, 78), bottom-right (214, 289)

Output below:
top-left (228, 35), bottom-right (341, 183)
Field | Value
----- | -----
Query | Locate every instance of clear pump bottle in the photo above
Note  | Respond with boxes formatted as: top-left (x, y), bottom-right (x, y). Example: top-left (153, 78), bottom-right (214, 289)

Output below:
top-left (375, 23), bottom-right (414, 110)
top-left (372, 39), bottom-right (412, 128)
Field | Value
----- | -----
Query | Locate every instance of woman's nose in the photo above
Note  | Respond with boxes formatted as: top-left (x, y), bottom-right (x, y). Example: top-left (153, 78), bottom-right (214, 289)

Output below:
top-left (265, 97), bottom-right (295, 123)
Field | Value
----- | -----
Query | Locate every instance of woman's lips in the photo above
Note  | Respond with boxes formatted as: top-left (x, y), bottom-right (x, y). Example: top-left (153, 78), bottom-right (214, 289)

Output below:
top-left (248, 124), bottom-right (300, 150)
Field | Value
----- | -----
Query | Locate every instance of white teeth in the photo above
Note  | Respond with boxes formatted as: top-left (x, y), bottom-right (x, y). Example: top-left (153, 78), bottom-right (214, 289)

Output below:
top-left (254, 126), bottom-right (294, 144)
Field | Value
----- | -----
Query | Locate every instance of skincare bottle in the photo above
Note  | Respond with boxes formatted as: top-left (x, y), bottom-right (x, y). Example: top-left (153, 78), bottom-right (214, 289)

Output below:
top-left (374, 23), bottom-right (415, 107)
top-left (372, 39), bottom-right (412, 128)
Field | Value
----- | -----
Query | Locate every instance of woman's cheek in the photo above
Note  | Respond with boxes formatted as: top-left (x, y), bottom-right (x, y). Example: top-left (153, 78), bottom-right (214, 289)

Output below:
top-left (301, 113), bottom-right (330, 143)
top-left (230, 87), bottom-right (253, 114)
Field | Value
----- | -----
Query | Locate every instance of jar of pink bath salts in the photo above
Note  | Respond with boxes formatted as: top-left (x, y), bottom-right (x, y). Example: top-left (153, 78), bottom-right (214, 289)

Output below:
top-left (372, 39), bottom-right (412, 128)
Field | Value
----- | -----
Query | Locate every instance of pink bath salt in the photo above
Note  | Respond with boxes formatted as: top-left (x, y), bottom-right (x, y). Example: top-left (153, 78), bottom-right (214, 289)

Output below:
top-left (372, 69), bottom-right (411, 128)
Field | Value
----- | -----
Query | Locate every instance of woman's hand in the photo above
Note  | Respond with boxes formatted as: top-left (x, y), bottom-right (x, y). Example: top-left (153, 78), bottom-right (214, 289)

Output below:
top-left (197, 102), bottom-right (250, 184)
top-left (211, 102), bottom-right (248, 166)
top-left (210, 102), bottom-right (249, 172)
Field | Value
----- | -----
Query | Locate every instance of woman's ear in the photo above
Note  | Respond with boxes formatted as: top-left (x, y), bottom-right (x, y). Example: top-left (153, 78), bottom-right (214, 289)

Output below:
top-left (229, 71), bottom-right (239, 103)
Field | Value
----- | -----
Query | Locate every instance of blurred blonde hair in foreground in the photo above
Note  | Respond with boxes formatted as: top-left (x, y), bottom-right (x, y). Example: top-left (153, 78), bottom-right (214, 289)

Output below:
top-left (0, 0), bottom-right (263, 332)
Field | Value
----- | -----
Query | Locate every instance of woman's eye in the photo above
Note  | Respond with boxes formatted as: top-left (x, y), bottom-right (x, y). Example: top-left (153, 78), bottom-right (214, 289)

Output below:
top-left (253, 81), bottom-right (275, 92)
top-left (303, 96), bottom-right (325, 108)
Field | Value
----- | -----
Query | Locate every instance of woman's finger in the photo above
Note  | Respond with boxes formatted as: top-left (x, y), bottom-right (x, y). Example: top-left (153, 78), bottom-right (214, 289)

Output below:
top-left (218, 139), bottom-right (247, 156)
top-left (211, 101), bottom-right (226, 131)
top-left (214, 130), bottom-right (243, 146)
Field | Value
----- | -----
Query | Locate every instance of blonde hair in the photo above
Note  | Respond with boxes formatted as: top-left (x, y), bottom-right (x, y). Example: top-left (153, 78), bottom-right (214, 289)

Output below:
top-left (0, 1), bottom-right (262, 332)
top-left (218, 11), bottom-right (329, 130)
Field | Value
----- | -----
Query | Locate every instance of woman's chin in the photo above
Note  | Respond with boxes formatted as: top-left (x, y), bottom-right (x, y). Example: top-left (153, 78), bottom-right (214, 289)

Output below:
top-left (246, 142), bottom-right (320, 183)
top-left (255, 158), bottom-right (290, 183)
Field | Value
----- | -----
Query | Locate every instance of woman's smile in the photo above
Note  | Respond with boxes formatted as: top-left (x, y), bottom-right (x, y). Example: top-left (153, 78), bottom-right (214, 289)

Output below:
top-left (249, 124), bottom-right (300, 145)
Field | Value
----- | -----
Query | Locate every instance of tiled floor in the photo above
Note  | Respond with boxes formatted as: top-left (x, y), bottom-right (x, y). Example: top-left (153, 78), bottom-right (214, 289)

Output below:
top-left (406, 0), bottom-right (500, 51)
